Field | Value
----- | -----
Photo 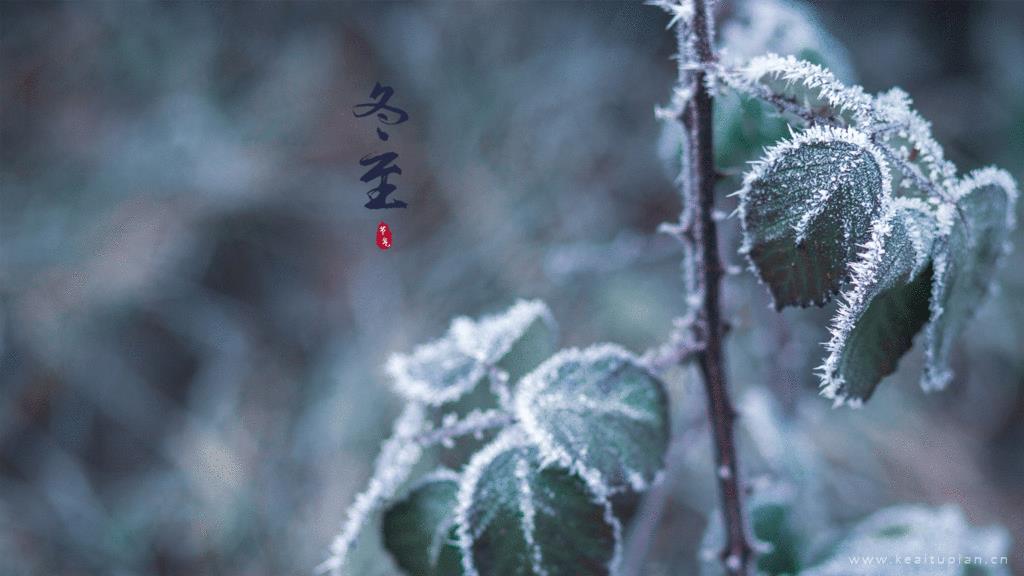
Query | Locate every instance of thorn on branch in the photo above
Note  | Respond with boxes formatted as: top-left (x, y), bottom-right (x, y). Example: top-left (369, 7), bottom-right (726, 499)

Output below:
top-left (659, 221), bottom-right (696, 244)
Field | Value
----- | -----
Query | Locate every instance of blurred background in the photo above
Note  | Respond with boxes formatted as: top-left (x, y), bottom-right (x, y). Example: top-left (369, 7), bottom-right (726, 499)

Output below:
top-left (1, 1), bottom-right (1021, 575)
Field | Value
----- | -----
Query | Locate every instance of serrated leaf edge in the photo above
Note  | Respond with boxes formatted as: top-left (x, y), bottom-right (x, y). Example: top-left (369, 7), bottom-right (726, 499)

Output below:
top-left (738, 53), bottom-right (875, 124)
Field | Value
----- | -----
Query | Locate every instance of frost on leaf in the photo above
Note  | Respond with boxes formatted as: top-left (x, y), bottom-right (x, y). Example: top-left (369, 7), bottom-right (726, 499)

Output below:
top-left (514, 344), bottom-right (669, 494)
top-left (732, 54), bottom-right (874, 125)
top-left (388, 339), bottom-right (486, 407)
top-left (739, 126), bottom-right (890, 308)
top-left (819, 200), bottom-right (936, 406)
top-left (713, 1), bottom-right (853, 169)
top-left (923, 168), bottom-right (1018, 391)
top-left (871, 88), bottom-right (958, 196)
top-left (456, 429), bottom-right (620, 576)
top-left (382, 469), bottom-right (465, 576)
top-left (323, 404), bottom-right (426, 575)
top-left (802, 505), bottom-right (1010, 576)
top-left (388, 300), bottom-right (556, 405)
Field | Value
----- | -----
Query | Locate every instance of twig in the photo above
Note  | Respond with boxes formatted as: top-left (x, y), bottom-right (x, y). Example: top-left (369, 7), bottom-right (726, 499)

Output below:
top-left (673, 2), bottom-right (754, 574)
top-left (415, 408), bottom-right (514, 448)
top-left (642, 314), bottom-right (704, 372)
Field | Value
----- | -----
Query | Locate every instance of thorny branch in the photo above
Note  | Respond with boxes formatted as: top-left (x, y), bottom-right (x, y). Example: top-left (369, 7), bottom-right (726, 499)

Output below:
top-left (659, 1), bottom-right (755, 574)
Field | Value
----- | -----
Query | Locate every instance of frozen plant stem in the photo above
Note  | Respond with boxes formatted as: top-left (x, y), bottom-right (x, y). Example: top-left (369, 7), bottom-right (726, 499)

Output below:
top-left (673, 2), bottom-right (753, 574)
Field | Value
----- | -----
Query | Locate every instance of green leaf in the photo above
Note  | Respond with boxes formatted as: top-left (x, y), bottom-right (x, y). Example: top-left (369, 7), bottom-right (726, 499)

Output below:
top-left (802, 505), bottom-right (1010, 576)
top-left (388, 300), bottom-right (556, 405)
top-left (714, 91), bottom-right (790, 169)
top-left (514, 344), bottom-right (669, 493)
top-left (924, 168), bottom-right (1017, 391)
top-left (388, 338), bottom-right (487, 406)
top-left (751, 502), bottom-right (803, 576)
top-left (493, 305), bottom-right (559, 384)
top-left (456, 430), bottom-right (620, 576)
top-left (382, 470), bottom-right (465, 576)
top-left (739, 126), bottom-right (890, 309)
top-left (819, 200), bottom-right (936, 406)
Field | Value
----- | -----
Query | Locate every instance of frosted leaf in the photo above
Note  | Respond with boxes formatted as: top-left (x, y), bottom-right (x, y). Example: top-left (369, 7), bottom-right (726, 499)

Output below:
top-left (716, 55), bottom-right (964, 204)
top-left (514, 344), bottom-right (669, 493)
top-left (923, 168), bottom-right (1018, 391)
top-left (450, 300), bottom-right (556, 366)
top-left (738, 125), bottom-right (890, 308)
top-left (382, 469), bottom-right (465, 576)
top-left (732, 53), bottom-right (874, 124)
top-left (871, 88), bottom-right (958, 195)
top-left (802, 505), bottom-right (1010, 576)
top-left (322, 404), bottom-right (427, 575)
top-left (388, 300), bottom-right (556, 405)
top-left (819, 200), bottom-right (936, 406)
top-left (388, 339), bottom-right (487, 407)
top-left (455, 429), bottom-right (621, 576)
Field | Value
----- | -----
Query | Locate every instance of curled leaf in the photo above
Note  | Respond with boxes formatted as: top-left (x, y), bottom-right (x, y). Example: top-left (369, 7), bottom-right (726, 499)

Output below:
top-left (923, 168), bottom-right (1018, 391)
top-left (819, 199), bottom-right (936, 406)
top-left (739, 125), bottom-right (891, 308)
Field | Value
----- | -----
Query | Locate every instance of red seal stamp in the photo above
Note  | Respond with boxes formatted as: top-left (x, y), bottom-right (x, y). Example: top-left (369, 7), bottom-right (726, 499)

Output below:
top-left (376, 221), bottom-right (393, 250)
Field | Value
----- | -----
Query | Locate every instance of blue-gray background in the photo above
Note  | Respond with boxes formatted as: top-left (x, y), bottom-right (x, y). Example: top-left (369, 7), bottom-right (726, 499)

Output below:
top-left (1, 1), bottom-right (1022, 574)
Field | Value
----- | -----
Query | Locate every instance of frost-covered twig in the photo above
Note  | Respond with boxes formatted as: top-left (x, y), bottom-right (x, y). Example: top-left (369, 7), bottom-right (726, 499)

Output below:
top-left (486, 364), bottom-right (514, 411)
top-left (661, 1), bottom-right (754, 574)
top-left (719, 54), bottom-right (874, 123)
top-left (416, 408), bottom-right (514, 448)
top-left (642, 314), bottom-right (703, 372)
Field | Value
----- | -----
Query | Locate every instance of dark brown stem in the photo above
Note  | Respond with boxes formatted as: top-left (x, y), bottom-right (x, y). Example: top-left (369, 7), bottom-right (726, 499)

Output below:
top-left (677, 2), bottom-right (754, 574)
